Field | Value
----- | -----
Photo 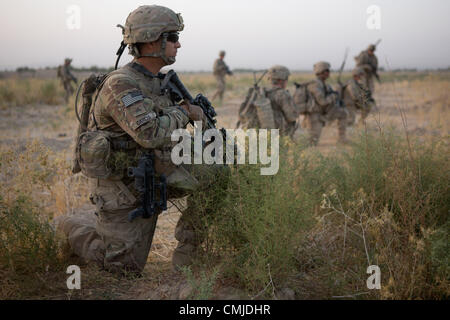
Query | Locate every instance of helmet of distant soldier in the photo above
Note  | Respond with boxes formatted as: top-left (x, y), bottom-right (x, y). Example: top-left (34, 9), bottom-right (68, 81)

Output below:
top-left (313, 61), bottom-right (331, 75)
top-left (352, 66), bottom-right (365, 77)
top-left (118, 5), bottom-right (184, 64)
top-left (268, 65), bottom-right (290, 81)
top-left (219, 50), bottom-right (226, 56)
top-left (368, 44), bottom-right (376, 52)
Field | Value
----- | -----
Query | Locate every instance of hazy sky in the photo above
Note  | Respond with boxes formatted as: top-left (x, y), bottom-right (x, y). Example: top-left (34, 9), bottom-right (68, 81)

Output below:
top-left (1, 0), bottom-right (449, 71)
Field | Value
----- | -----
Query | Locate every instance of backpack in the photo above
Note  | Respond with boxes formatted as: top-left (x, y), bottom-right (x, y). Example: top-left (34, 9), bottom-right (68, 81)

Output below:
top-left (57, 66), bottom-right (63, 79)
top-left (237, 86), bottom-right (275, 129)
top-left (72, 73), bottom-right (111, 177)
top-left (293, 81), bottom-right (314, 114)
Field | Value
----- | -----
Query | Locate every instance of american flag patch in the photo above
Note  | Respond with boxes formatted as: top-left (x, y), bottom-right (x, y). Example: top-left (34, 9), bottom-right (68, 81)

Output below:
top-left (122, 92), bottom-right (144, 107)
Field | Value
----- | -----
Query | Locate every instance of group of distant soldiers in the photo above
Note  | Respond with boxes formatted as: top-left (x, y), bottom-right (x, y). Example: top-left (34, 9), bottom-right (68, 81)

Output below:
top-left (59, 45), bottom-right (379, 147)
top-left (233, 44), bottom-right (379, 146)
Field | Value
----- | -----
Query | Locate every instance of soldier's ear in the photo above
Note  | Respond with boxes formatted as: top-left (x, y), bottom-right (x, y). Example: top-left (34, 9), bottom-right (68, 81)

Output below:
top-left (143, 38), bottom-right (162, 52)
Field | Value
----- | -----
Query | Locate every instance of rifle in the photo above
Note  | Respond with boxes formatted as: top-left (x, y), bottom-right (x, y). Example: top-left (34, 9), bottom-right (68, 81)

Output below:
top-left (236, 70), bottom-right (267, 128)
top-left (336, 48), bottom-right (349, 108)
top-left (127, 153), bottom-right (167, 222)
top-left (337, 47), bottom-right (349, 88)
top-left (225, 64), bottom-right (233, 76)
top-left (254, 70), bottom-right (267, 88)
top-left (161, 70), bottom-right (225, 137)
top-left (161, 70), bottom-right (238, 164)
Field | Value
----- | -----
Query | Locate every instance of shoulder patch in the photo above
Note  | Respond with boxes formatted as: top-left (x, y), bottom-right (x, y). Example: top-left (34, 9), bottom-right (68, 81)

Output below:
top-left (134, 111), bottom-right (157, 129)
top-left (122, 92), bottom-right (144, 108)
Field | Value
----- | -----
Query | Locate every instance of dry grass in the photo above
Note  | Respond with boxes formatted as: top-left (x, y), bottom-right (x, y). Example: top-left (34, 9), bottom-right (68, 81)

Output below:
top-left (0, 70), bottom-right (448, 299)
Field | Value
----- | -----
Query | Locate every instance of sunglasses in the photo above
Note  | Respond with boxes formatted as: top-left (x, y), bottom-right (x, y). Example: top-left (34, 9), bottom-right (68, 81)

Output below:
top-left (165, 32), bottom-right (180, 43)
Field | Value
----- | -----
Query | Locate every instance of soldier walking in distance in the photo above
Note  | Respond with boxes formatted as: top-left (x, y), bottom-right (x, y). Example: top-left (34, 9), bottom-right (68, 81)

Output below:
top-left (303, 61), bottom-right (348, 146)
top-left (56, 5), bottom-right (228, 275)
top-left (57, 58), bottom-right (78, 103)
top-left (344, 67), bottom-right (376, 126)
top-left (355, 43), bottom-right (379, 93)
top-left (212, 50), bottom-right (232, 103)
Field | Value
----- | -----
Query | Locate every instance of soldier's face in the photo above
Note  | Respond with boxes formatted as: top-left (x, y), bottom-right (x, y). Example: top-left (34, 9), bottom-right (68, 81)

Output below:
top-left (164, 33), bottom-right (181, 63)
top-left (320, 70), bottom-right (330, 80)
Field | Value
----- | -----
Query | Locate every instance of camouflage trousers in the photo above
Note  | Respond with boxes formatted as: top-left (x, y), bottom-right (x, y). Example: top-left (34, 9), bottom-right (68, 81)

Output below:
top-left (58, 163), bottom-right (229, 274)
top-left (63, 80), bottom-right (75, 103)
top-left (364, 75), bottom-right (375, 93)
top-left (212, 75), bottom-right (226, 101)
top-left (303, 106), bottom-right (348, 146)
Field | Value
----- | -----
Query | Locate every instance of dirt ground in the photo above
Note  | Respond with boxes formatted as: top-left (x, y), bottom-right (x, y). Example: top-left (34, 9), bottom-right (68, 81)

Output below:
top-left (0, 75), bottom-right (448, 299)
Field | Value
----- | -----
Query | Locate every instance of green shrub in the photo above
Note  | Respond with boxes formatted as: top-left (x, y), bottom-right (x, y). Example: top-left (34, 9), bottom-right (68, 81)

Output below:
top-left (197, 129), bottom-right (449, 299)
top-left (0, 195), bottom-right (62, 275)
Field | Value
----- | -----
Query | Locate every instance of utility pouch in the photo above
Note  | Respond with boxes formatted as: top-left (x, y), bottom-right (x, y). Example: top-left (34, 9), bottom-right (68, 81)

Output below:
top-left (77, 131), bottom-right (114, 179)
top-left (254, 88), bottom-right (275, 128)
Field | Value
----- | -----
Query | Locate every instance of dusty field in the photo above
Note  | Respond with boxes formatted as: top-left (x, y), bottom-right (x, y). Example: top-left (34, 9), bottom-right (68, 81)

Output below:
top-left (0, 71), bottom-right (448, 299)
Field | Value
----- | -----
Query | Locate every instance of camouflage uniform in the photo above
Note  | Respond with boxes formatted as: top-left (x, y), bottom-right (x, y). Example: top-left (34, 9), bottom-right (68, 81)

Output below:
top-left (344, 67), bottom-right (375, 125)
top-left (58, 5), bottom-right (228, 274)
top-left (212, 51), bottom-right (232, 102)
top-left (58, 58), bottom-right (77, 103)
top-left (265, 88), bottom-right (298, 136)
top-left (266, 65), bottom-right (299, 137)
top-left (237, 65), bottom-right (299, 137)
top-left (303, 61), bottom-right (348, 146)
top-left (355, 45), bottom-right (378, 93)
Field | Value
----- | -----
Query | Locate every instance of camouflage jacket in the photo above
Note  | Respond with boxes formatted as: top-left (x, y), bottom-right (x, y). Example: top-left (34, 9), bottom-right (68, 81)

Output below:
top-left (355, 50), bottom-right (378, 76)
top-left (59, 65), bottom-right (77, 83)
top-left (266, 87), bottom-right (299, 136)
top-left (213, 59), bottom-right (231, 77)
top-left (343, 79), bottom-right (366, 108)
top-left (89, 62), bottom-right (189, 149)
top-left (343, 78), bottom-right (374, 110)
top-left (87, 62), bottom-right (191, 181)
top-left (307, 78), bottom-right (338, 114)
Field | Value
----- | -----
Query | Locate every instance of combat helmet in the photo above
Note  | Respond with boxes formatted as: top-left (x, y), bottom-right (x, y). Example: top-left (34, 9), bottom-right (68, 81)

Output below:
top-left (268, 65), bottom-right (290, 81)
top-left (352, 66), bottom-right (365, 77)
top-left (115, 5), bottom-right (184, 68)
top-left (367, 44), bottom-right (376, 52)
top-left (313, 61), bottom-right (331, 75)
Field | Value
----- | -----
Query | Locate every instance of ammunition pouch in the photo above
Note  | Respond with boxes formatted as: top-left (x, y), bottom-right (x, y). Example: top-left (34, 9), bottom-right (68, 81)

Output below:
top-left (76, 131), bottom-right (138, 179)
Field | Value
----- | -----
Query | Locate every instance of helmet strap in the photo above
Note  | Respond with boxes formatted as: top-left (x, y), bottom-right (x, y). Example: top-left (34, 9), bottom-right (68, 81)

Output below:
top-left (137, 33), bottom-right (176, 65)
top-left (115, 41), bottom-right (127, 70)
